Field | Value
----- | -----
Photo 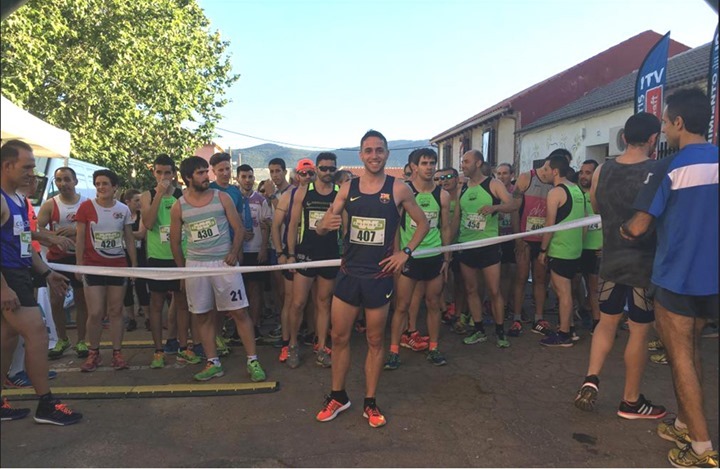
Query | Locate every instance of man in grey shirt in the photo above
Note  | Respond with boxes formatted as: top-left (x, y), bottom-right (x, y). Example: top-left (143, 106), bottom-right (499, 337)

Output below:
top-left (574, 112), bottom-right (666, 420)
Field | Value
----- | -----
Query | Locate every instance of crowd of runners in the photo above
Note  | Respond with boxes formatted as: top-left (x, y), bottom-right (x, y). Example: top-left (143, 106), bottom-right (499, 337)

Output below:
top-left (0, 88), bottom-right (717, 468)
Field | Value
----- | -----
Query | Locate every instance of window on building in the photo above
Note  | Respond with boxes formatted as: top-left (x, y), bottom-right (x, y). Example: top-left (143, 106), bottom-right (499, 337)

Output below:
top-left (460, 135), bottom-right (471, 155)
top-left (442, 143), bottom-right (452, 168)
top-left (482, 129), bottom-right (496, 166)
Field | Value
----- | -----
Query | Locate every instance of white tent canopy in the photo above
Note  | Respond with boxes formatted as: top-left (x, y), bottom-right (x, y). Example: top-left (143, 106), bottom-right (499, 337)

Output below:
top-left (1, 94), bottom-right (70, 158)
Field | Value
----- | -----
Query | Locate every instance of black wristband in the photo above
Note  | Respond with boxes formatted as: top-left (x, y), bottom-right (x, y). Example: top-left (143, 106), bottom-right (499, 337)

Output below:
top-left (39, 269), bottom-right (52, 280)
top-left (539, 248), bottom-right (547, 253)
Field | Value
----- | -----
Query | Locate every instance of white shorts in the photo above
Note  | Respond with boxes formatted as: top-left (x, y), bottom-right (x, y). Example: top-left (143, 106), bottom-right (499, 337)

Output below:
top-left (184, 259), bottom-right (249, 314)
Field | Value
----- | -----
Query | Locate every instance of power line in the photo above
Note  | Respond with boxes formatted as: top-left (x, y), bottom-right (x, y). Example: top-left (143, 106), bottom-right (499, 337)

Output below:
top-left (215, 127), bottom-right (434, 152)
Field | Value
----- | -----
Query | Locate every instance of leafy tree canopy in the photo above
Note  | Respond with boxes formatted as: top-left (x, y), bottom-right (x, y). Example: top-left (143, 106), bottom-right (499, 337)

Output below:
top-left (1, 0), bottom-right (238, 188)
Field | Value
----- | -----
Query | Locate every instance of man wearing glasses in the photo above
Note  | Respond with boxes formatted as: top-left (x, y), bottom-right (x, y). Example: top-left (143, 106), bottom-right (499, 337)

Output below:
top-left (285, 153), bottom-right (342, 368)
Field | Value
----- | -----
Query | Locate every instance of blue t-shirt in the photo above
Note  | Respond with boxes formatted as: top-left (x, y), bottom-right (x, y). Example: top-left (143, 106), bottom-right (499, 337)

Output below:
top-left (209, 181), bottom-right (253, 235)
top-left (633, 143), bottom-right (719, 296)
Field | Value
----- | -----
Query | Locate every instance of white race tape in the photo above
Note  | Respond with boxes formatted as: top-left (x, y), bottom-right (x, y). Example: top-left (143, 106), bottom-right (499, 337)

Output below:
top-left (49, 215), bottom-right (601, 280)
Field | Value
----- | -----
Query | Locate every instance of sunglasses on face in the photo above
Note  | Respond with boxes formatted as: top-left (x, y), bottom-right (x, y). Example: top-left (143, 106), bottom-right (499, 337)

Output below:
top-left (318, 166), bottom-right (337, 172)
top-left (433, 174), bottom-right (456, 182)
top-left (404, 172), bottom-right (412, 178)
top-left (298, 171), bottom-right (315, 177)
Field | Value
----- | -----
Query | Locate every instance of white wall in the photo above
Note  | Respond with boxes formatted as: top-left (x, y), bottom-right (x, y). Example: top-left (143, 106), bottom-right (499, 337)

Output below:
top-left (517, 104), bottom-right (633, 173)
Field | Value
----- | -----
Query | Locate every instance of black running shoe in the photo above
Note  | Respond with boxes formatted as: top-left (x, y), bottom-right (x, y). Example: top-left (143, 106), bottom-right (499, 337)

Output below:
top-left (1, 397), bottom-right (30, 421)
top-left (34, 399), bottom-right (83, 426)
top-left (617, 394), bottom-right (667, 420)
top-left (574, 382), bottom-right (599, 412)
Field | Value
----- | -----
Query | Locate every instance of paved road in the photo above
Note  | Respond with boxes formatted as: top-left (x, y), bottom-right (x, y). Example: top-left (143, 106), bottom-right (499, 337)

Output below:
top-left (1, 310), bottom-right (717, 468)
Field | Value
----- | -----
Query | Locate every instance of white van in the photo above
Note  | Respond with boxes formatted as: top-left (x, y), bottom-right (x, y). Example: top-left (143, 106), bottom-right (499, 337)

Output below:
top-left (30, 156), bottom-right (107, 210)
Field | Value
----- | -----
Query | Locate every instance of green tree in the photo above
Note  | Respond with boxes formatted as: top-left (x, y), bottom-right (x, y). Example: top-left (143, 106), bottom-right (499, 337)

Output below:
top-left (1, 0), bottom-right (238, 188)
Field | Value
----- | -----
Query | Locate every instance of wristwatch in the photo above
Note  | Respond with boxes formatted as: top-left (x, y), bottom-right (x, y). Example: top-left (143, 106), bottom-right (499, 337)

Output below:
top-left (402, 247), bottom-right (413, 258)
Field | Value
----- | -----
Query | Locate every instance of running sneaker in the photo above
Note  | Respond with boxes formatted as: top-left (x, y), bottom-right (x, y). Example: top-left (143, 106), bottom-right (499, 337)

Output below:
top-left (316, 395), bottom-right (351, 422)
top-left (651, 352), bottom-right (669, 365)
top-left (667, 445), bottom-right (718, 468)
top-left (150, 352), bottom-right (165, 369)
top-left (247, 360), bottom-right (267, 382)
top-left (1, 397), bottom-right (30, 421)
top-left (354, 319), bottom-right (366, 334)
top-left (496, 336), bottom-right (510, 348)
top-left (215, 336), bottom-right (230, 357)
top-left (507, 320), bottom-right (523, 337)
top-left (80, 349), bottom-right (102, 372)
top-left (384, 352), bottom-right (401, 370)
top-left (111, 351), bottom-right (129, 370)
top-left (5, 370), bottom-right (57, 388)
top-left (540, 332), bottom-right (573, 347)
top-left (126, 319), bottom-right (137, 332)
top-left (453, 314), bottom-right (469, 335)
top-left (177, 348), bottom-right (202, 365)
top-left (194, 362), bottom-right (224, 381)
top-left (287, 345), bottom-right (300, 369)
top-left (532, 319), bottom-right (552, 335)
top-left (163, 338), bottom-right (180, 355)
top-left (75, 341), bottom-right (89, 358)
top-left (648, 338), bottom-right (664, 351)
top-left (617, 394), bottom-right (667, 420)
top-left (268, 324), bottom-right (283, 339)
top-left (48, 338), bottom-right (71, 359)
top-left (400, 331), bottom-right (429, 352)
top-left (363, 403), bottom-right (387, 428)
top-left (34, 399), bottom-right (82, 426)
top-left (426, 349), bottom-right (447, 366)
top-left (302, 333), bottom-right (316, 346)
top-left (278, 346), bottom-right (289, 363)
top-left (193, 343), bottom-right (206, 359)
top-left (570, 328), bottom-right (580, 342)
top-left (463, 330), bottom-right (487, 345)
top-left (657, 418), bottom-right (692, 448)
top-left (574, 381), bottom-right (599, 412)
top-left (316, 347), bottom-right (332, 368)
top-left (701, 322), bottom-right (719, 338)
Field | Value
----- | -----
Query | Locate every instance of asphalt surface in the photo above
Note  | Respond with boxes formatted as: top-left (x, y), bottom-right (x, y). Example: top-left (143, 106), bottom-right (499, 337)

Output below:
top-left (1, 303), bottom-right (717, 468)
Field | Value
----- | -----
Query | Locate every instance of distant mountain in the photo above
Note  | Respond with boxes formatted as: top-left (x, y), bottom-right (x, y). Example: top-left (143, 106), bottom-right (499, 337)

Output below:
top-left (230, 140), bottom-right (431, 171)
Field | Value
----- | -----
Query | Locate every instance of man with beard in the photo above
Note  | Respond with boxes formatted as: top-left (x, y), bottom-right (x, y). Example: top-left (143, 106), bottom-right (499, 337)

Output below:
top-left (170, 156), bottom-right (266, 383)
top-left (286, 153), bottom-right (342, 368)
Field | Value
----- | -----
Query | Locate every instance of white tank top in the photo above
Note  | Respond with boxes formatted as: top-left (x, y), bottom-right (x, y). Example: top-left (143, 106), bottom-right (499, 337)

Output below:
top-left (47, 194), bottom-right (87, 259)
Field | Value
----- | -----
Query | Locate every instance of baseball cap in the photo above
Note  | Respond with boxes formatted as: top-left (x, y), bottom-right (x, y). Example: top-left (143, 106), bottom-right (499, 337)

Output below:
top-left (295, 158), bottom-right (315, 171)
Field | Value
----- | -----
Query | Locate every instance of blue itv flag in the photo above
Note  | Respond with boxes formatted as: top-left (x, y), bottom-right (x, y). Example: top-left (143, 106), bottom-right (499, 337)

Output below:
top-left (635, 31), bottom-right (671, 122)
top-left (708, 25), bottom-right (719, 145)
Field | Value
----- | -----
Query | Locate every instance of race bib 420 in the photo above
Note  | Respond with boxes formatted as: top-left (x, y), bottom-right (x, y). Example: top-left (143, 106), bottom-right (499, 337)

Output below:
top-left (93, 231), bottom-right (122, 250)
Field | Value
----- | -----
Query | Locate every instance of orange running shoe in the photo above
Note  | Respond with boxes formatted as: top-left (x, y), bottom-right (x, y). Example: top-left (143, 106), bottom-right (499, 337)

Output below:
top-left (111, 351), bottom-right (129, 370)
top-left (400, 331), bottom-right (429, 351)
top-left (278, 346), bottom-right (289, 363)
top-left (363, 404), bottom-right (387, 428)
top-left (80, 349), bottom-right (102, 372)
top-left (316, 395), bottom-right (351, 422)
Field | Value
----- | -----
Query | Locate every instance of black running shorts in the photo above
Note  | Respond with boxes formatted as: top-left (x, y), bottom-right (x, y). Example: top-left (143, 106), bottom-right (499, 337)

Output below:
top-left (334, 271), bottom-right (394, 309)
top-left (146, 258), bottom-right (180, 293)
top-left (458, 245), bottom-right (501, 270)
top-left (402, 254), bottom-right (443, 281)
top-left (599, 279), bottom-right (654, 324)
top-left (649, 284), bottom-right (719, 320)
top-left (1, 268), bottom-right (38, 307)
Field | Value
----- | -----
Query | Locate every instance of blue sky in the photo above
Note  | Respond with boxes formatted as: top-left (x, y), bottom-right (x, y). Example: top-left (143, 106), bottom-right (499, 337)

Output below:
top-left (197, 0), bottom-right (717, 151)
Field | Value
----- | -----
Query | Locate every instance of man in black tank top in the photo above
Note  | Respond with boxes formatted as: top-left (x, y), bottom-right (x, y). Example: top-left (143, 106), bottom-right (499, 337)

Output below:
top-left (574, 112), bottom-right (667, 420)
top-left (313, 130), bottom-right (430, 428)
top-left (285, 153), bottom-right (342, 369)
